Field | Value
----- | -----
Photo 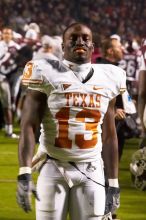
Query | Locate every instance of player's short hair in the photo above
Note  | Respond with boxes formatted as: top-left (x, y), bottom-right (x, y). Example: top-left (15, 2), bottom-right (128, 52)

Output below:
top-left (2, 27), bottom-right (13, 33)
top-left (62, 22), bottom-right (92, 41)
top-left (101, 38), bottom-right (115, 57)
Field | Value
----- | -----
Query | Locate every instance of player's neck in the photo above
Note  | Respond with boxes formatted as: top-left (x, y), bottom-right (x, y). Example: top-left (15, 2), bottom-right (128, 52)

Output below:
top-left (63, 59), bottom-right (91, 72)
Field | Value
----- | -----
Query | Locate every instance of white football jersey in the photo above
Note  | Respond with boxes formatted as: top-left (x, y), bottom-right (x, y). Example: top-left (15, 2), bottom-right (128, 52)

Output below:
top-left (22, 59), bottom-right (126, 162)
top-left (0, 40), bottom-right (20, 75)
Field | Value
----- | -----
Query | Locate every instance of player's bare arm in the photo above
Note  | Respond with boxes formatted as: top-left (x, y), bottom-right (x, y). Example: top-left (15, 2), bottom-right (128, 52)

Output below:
top-left (138, 70), bottom-right (146, 135)
top-left (102, 97), bottom-right (120, 214)
top-left (18, 90), bottom-right (47, 167)
top-left (102, 97), bottom-right (119, 179)
top-left (17, 89), bottom-right (47, 212)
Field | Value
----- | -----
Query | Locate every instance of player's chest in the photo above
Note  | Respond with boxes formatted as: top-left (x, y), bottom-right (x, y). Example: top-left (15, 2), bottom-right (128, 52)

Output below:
top-left (47, 85), bottom-right (109, 118)
top-left (45, 69), bottom-right (113, 112)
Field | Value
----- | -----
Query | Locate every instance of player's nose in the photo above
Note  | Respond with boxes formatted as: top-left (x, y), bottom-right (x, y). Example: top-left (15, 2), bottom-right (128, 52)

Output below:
top-left (76, 36), bottom-right (84, 45)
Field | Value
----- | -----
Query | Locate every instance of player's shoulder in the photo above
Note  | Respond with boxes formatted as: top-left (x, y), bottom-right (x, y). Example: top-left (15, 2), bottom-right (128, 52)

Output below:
top-left (92, 63), bottom-right (126, 94)
top-left (22, 58), bottom-right (65, 85)
top-left (26, 58), bottom-right (60, 71)
top-left (92, 63), bottom-right (126, 77)
top-left (22, 59), bottom-right (48, 84)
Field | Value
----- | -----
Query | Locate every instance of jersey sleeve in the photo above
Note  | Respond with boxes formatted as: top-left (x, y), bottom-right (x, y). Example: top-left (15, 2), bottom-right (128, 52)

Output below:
top-left (110, 65), bottom-right (127, 96)
top-left (22, 59), bottom-right (51, 94)
top-left (118, 68), bottom-right (127, 94)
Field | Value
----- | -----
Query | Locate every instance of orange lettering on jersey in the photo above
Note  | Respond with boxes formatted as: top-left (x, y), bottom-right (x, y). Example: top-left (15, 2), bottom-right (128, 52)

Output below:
top-left (73, 93), bottom-right (80, 106)
top-left (55, 107), bottom-right (72, 149)
top-left (75, 109), bottom-right (101, 149)
top-left (65, 93), bottom-right (72, 106)
top-left (80, 94), bottom-right (87, 107)
top-left (95, 94), bottom-right (101, 108)
top-left (88, 94), bottom-right (95, 108)
top-left (55, 107), bottom-right (101, 149)
top-left (65, 93), bottom-right (101, 108)
top-left (22, 62), bottom-right (33, 79)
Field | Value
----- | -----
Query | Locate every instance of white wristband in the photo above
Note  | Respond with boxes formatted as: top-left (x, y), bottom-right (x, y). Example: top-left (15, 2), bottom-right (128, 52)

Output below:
top-left (108, 179), bottom-right (119, 187)
top-left (19, 167), bottom-right (31, 175)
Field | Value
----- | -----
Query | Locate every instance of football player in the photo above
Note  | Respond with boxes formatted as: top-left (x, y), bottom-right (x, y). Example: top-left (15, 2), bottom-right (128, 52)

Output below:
top-left (119, 39), bottom-right (141, 100)
top-left (16, 23), bottom-right (126, 220)
top-left (0, 27), bottom-right (20, 138)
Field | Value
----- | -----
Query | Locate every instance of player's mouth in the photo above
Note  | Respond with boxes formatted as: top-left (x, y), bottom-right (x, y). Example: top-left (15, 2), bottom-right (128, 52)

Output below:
top-left (73, 47), bottom-right (86, 53)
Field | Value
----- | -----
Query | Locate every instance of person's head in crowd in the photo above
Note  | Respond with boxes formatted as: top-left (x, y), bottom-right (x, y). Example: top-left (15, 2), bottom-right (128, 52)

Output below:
top-left (41, 35), bottom-right (56, 52)
top-left (52, 35), bottom-right (63, 59)
top-left (2, 27), bottom-right (13, 43)
top-left (110, 34), bottom-right (121, 42)
top-left (101, 37), bottom-right (124, 63)
top-left (62, 22), bottom-right (94, 64)
top-left (28, 23), bottom-right (40, 33)
top-left (24, 22), bottom-right (40, 44)
top-left (124, 39), bottom-right (140, 53)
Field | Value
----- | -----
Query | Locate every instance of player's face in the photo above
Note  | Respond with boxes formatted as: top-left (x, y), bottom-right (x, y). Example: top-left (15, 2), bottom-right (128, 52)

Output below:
top-left (2, 28), bottom-right (13, 42)
top-left (63, 24), bottom-right (94, 64)
top-left (111, 39), bottom-right (124, 61)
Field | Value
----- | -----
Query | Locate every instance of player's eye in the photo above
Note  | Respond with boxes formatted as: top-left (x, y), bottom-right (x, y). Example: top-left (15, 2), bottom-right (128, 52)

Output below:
top-left (70, 35), bottom-right (77, 41)
top-left (83, 35), bottom-right (90, 41)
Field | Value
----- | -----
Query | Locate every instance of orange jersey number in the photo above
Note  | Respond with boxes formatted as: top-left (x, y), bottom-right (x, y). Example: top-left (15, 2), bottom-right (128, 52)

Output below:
top-left (22, 62), bottom-right (33, 80)
top-left (55, 107), bottom-right (101, 149)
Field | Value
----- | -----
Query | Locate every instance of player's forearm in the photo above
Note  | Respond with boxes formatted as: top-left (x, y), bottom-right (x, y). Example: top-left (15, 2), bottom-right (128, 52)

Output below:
top-left (138, 70), bottom-right (146, 131)
top-left (138, 96), bottom-right (146, 133)
top-left (102, 138), bottom-right (119, 179)
top-left (18, 126), bottom-right (36, 167)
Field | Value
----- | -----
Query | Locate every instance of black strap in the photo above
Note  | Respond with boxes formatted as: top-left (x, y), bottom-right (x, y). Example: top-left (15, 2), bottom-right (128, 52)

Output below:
top-left (69, 161), bottom-right (107, 188)
top-left (47, 155), bottom-right (106, 188)
top-left (82, 67), bottom-right (94, 83)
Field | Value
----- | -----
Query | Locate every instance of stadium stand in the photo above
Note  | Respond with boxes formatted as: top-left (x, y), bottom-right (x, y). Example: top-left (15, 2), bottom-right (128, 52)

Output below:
top-left (0, 0), bottom-right (145, 40)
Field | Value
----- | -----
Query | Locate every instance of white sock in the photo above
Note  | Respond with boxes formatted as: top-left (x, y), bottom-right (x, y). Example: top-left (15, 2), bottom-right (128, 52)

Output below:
top-left (5, 124), bottom-right (13, 135)
top-left (17, 108), bottom-right (21, 119)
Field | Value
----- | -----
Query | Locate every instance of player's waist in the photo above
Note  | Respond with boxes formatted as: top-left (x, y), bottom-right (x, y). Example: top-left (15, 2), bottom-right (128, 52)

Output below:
top-left (45, 147), bottom-right (102, 162)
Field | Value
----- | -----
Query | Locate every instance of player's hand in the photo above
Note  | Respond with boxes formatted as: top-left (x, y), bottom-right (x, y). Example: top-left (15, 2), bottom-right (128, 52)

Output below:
top-left (105, 186), bottom-right (120, 214)
top-left (16, 173), bottom-right (39, 212)
top-left (115, 108), bottom-right (126, 120)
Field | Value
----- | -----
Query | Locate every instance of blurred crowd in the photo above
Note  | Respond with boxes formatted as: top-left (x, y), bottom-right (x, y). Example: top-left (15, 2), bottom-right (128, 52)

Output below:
top-left (0, 0), bottom-right (145, 41)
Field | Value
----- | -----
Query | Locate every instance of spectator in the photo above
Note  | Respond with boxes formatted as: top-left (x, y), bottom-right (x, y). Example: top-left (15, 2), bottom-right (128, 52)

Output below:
top-left (33, 35), bottom-right (58, 60)
top-left (0, 27), bottom-right (20, 138)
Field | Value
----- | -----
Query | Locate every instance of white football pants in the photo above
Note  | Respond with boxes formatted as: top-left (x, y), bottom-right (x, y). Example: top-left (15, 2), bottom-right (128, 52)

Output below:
top-left (36, 158), bottom-right (106, 220)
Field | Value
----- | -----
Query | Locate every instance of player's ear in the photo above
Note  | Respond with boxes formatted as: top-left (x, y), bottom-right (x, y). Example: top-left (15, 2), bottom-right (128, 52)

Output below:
top-left (107, 48), bottom-right (113, 56)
